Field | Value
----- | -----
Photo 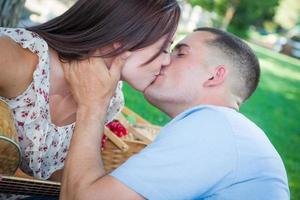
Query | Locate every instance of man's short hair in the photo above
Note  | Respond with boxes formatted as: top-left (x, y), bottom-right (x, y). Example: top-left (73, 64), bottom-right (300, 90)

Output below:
top-left (194, 27), bottom-right (260, 102)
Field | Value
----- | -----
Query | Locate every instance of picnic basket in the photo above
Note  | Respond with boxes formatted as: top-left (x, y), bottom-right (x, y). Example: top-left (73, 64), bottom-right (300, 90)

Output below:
top-left (102, 107), bottom-right (161, 173)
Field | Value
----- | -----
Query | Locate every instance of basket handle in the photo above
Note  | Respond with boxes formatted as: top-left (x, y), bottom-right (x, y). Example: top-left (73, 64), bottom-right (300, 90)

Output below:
top-left (117, 114), bottom-right (152, 145)
top-left (104, 127), bottom-right (129, 152)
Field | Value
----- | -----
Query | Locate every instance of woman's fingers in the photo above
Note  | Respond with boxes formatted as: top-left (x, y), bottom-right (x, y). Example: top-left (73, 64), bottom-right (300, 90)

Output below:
top-left (109, 51), bottom-right (131, 83)
top-left (61, 53), bottom-right (130, 110)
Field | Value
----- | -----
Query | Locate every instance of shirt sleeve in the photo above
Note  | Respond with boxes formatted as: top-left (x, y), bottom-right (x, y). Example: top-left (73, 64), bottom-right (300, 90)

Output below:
top-left (110, 107), bottom-right (238, 200)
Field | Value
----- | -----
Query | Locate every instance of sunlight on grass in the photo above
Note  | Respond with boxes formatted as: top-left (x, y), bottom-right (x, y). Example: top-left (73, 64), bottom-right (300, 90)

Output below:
top-left (260, 59), bottom-right (300, 82)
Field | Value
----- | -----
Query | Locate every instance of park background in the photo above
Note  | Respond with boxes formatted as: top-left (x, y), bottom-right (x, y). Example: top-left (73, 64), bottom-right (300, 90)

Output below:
top-left (1, 0), bottom-right (299, 199)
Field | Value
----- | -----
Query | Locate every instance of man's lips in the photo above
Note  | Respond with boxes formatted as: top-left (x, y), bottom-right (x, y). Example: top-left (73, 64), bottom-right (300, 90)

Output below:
top-left (147, 66), bottom-right (167, 87)
top-left (151, 71), bottom-right (165, 84)
top-left (144, 71), bottom-right (165, 92)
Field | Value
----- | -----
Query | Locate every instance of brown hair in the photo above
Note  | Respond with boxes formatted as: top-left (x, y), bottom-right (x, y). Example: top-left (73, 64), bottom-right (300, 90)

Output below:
top-left (194, 27), bottom-right (260, 102)
top-left (27, 0), bottom-right (181, 63)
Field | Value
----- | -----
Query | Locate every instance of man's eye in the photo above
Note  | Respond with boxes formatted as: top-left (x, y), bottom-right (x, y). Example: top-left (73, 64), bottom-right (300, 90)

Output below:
top-left (177, 53), bottom-right (185, 57)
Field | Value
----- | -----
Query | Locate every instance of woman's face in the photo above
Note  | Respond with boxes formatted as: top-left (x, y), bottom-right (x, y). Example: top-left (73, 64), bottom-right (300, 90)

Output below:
top-left (121, 36), bottom-right (171, 92)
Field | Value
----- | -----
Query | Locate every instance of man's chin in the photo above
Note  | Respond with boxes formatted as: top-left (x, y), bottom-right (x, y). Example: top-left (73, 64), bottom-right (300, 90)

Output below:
top-left (143, 85), bottom-right (153, 96)
top-left (143, 87), bottom-right (168, 113)
top-left (144, 82), bottom-right (163, 103)
top-left (143, 80), bottom-right (161, 95)
top-left (143, 88), bottom-right (157, 106)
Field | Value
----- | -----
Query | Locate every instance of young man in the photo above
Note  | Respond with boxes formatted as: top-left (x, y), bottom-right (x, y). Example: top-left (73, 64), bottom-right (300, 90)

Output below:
top-left (60, 28), bottom-right (289, 200)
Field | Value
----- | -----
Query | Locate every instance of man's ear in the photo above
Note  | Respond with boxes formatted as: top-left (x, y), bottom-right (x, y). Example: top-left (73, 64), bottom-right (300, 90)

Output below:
top-left (203, 65), bottom-right (227, 87)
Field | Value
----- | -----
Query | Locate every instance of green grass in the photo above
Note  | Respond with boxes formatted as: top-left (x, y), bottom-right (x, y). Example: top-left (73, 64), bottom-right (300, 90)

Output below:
top-left (123, 43), bottom-right (300, 200)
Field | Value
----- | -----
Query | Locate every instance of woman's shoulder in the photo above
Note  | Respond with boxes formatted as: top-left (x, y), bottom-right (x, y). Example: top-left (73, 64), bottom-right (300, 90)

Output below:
top-left (0, 34), bottom-right (39, 98)
top-left (0, 34), bottom-right (25, 58)
top-left (0, 34), bottom-right (27, 79)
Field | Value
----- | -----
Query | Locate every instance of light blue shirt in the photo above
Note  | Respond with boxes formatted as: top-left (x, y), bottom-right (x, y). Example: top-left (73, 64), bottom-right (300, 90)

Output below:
top-left (111, 105), bottom-right (290, 200)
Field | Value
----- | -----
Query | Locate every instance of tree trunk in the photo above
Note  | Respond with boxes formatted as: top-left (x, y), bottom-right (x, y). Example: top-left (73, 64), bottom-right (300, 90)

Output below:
top-left (0, 0), bottom-right (26, 27)
top-left (221, 5), bottom-right (236, 30)
top-left (221, 0), bottom-right (240, 30)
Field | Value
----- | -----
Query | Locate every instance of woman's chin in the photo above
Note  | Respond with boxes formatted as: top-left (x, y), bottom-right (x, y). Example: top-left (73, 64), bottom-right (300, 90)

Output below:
top-left (129, 82), bottom-right (154, 93)
top-left (126, 83), bottom-right (146, 92)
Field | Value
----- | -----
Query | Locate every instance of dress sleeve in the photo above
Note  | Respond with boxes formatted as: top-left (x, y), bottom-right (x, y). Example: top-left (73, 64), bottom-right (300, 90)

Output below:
top-left (105, 81), bottom-right (124, 124)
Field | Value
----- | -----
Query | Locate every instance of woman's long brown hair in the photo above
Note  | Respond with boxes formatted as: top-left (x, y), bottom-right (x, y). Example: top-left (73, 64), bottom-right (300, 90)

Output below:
top-left (27, 0), bottom-right (181, 63)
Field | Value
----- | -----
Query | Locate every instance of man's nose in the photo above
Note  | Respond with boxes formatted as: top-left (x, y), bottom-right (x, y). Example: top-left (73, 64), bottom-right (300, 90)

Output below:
top-left (162, 53), bottom-right (171, 66)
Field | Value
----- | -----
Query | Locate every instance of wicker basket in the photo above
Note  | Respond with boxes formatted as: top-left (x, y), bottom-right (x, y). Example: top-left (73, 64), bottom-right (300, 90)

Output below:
top-left (101, 108), bottom-right (161, 173)
top-left (102, 139), bottom-right (147, 173)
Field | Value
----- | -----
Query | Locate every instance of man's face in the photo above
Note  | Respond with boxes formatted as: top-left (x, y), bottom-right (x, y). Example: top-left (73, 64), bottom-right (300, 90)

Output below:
top-left (144, 32), bottom-right (214, 108)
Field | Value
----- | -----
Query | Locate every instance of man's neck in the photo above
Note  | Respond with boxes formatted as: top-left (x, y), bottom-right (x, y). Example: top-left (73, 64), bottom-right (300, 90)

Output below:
top-left (160, 98), bottom-right (240, 119)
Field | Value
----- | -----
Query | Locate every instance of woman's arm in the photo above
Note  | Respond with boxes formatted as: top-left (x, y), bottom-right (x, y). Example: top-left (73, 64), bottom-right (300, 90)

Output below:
top-left (0, 36), bottom-right (38, 98)
top-left (60, 53), bottom-right (144, 200)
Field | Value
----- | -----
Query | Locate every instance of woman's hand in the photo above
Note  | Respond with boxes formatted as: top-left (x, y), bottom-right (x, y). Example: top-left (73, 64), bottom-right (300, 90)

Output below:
top-left (62, 52), bottom-right (131, 112)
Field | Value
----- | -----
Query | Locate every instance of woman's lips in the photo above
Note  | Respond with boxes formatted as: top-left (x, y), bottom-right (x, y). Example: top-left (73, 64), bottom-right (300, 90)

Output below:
top-left (148, 67), bottom-right (166, 86)
top-left (151, 71), bottom-right (164, 84)
top-left (144, 72), bottom-right (165, 92)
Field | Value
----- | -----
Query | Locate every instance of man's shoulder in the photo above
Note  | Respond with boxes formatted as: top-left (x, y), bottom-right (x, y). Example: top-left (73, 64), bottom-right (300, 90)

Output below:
top-left (159, 105), bottom-right (236, 142)
top-left (174, 105), bottom-right (260, 132)
top-left (170, 105), bottom-right (235, 127)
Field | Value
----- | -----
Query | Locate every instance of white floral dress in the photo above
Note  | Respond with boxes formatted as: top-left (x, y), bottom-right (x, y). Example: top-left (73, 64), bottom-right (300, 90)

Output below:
top-left (0, 27), bottom-right (124, 180)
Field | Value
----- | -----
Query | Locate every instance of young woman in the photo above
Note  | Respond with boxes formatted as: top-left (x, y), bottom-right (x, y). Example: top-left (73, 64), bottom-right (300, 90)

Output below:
top-left (0, 0), bottom-right (180, 181)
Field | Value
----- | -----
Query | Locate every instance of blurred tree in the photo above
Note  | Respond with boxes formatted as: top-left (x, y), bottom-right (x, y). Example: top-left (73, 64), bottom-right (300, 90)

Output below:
top-left (0, 0), bottom-right (26, 27)
top-left (188, 0), bottom-right (280, 37)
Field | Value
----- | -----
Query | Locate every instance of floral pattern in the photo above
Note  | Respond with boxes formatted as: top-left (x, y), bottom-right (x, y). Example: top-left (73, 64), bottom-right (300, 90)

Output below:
top-left (0, 27), bottom-right (124, 180)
